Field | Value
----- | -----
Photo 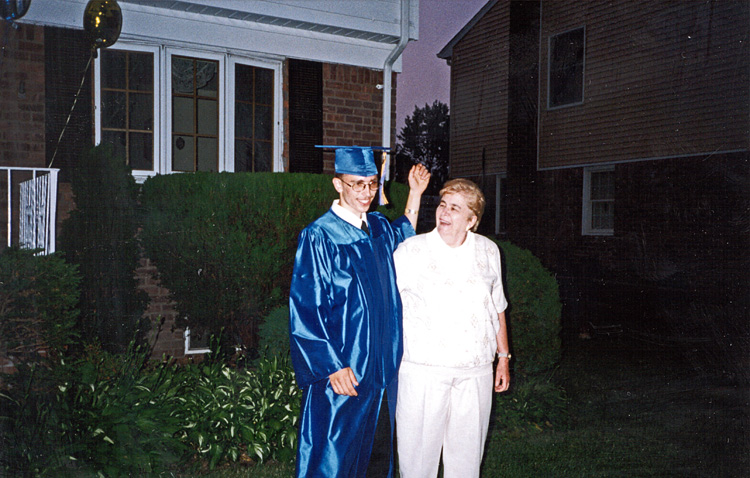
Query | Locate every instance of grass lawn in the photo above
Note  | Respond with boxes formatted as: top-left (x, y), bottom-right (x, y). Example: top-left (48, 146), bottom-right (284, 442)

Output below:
top-left (194, 336), bottom-right (748, 478)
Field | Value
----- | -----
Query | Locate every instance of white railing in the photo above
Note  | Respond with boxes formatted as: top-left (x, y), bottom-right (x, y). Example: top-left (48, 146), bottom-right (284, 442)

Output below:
top-left (1, 167), bottom-right (59, 255)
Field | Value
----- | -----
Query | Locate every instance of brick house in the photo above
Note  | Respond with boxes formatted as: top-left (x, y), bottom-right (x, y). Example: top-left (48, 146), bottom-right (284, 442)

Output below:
top-left (1, 0), bottom-right (418, 359)
top-left (438, 0), bottom-right (749, 346)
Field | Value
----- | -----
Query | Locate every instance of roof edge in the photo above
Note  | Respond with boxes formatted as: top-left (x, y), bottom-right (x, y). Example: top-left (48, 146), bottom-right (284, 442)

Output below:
top-left (437, 0), bottom-right (498, 60)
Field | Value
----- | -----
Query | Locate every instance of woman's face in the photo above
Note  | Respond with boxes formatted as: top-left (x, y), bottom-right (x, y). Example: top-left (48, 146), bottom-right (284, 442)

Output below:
top-left (435, 192), bottom-right (477, 247)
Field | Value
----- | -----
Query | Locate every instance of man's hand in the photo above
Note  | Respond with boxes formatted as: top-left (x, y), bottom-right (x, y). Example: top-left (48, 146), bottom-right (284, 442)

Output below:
top-left (329, 367), bottom-right (359, 396)
top-left (408, 164), bottom-right (431, 195)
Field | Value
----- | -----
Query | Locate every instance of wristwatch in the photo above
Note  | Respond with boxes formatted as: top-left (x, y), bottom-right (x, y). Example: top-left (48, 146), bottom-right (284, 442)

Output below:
top-left (497, 352), bottom-right (512, 360)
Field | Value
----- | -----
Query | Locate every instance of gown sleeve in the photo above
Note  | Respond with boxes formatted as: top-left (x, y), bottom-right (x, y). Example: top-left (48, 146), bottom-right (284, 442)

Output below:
top-left (390, 215), bottom-right (415, 245)
top-left (289, 227), bottom-right (344, 388)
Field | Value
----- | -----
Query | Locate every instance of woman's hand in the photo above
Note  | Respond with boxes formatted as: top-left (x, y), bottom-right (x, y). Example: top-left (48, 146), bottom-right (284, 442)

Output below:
top-left (494, 358), bottom-right (510, 392)
top-left (329, 367), bottom-right (359, 396)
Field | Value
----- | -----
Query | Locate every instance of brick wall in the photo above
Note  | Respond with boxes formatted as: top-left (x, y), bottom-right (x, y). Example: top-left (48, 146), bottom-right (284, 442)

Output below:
top-left (520, 153), bottom-right (749, 338)
top-left (322, 63), bottom-right (395, 173)
top-left (0, 24), bottom-right (46, 168)
top-left (137, 258), bottom-right (183, 359)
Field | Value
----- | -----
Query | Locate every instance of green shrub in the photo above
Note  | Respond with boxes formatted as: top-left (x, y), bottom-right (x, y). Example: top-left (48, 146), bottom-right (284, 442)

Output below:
top-left (1, 344), bottom-right (187, 477)
top-left (490, 371), bottom-right (569, 434)
top-left (171, 354), bottom-right (301, 470)
top-left (58, 144), bottom-right (149, 353)
top-left (0, 247), bottom-right (80, 361)
top-left (494, 239), bottom-right (562, 374)
top-left (257, 306), bottom-right (291, 359)
top-left (51, 345), bottom-right (187, 476)
top-left (140, 172), bottom-right (409, 350)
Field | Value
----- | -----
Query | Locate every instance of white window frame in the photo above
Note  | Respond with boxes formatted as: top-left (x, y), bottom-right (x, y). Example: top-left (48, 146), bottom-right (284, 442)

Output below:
top-left (165, 48), bottom-right (226, 175)
top-left (494, 173), bottom-right (507, 236)
top-left (582, 166), bottom-right (615, 236)
top-left (93, 44), bottom-right (162, 181)
top-left (183, 326), bottom-right (210, 355)
top-left (225, 56), bottom-right (284, 173)
top-left (547, 26), bottom-right (586, 110)
top-left (94, 42), bottom-right (284, 182)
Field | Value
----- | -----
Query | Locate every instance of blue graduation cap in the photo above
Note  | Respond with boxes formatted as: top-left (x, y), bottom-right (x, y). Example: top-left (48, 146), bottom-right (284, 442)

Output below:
top-left (315, 145), bottom-right (390, 177)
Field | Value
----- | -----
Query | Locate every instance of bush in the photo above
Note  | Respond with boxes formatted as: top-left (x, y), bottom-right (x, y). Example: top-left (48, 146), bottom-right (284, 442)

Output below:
top-left (1, 344), bottom-right (186, 477)
top-left (0, 247), bottom-right (80, 361)
top-left (172, 354), bottom-right (301, 470)
top-left (494, 239), bottom-right (562, 374)
top-left (257, 306), bottom-right (291, 359)
top-left (140, 172), bottom-right (409, 350)
top-left (490, 371), bottom-right (569, 434)
top-left (52, 345), bottom-right (187, 477)
top-left (58, 144), bottom-right (149, 353)
top-left (1, 345), bottom-right (302, 476)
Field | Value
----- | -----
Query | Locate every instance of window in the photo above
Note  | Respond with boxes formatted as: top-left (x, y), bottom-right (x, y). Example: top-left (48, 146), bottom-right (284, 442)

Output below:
top-left (94, 45), bottom-right (282, 181)
top-left (100, 49), bottom-right (155, 170)
top-left (183, 326), bottom-right (210, 355)
top-left (548, 27), bottom-right (585, 108)
top-left (171, 56), bottom-right (220, 172)
top-left (582, 167), bottom-right (614, 235)
top-left (234, 64), bottom-right (275, 172)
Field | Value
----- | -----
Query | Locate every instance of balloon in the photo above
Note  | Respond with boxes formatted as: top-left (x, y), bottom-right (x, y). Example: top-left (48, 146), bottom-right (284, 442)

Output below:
top-left (83, 0), bottom-right (122, 54)
top-left (1, 0), bottom-right (32, 22)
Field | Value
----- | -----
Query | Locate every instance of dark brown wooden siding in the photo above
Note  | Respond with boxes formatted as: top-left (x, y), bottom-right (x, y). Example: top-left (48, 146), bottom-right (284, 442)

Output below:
top-left (538, 0), bottom-right (750, 169)
top-left (288, 59), bottom-right (323, 173)
top-left (449, 1), bottom-right (511, 177)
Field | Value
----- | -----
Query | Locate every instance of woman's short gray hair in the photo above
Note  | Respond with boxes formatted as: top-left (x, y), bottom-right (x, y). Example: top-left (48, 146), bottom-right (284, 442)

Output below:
top-left (439, 178), bottom-right (485, 232)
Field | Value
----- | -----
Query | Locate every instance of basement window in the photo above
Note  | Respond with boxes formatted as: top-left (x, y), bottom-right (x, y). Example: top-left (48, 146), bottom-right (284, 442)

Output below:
top-left (582, 166), bottom-right (614, 236)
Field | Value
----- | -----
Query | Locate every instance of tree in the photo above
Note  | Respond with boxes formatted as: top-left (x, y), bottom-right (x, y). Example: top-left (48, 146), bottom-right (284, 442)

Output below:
top-left (395, 100), bottom-right (449, 194)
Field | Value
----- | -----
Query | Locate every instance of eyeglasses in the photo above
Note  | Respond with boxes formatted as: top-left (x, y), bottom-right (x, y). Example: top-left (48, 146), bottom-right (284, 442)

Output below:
top-left (339, 179), bottom-right (380, 193)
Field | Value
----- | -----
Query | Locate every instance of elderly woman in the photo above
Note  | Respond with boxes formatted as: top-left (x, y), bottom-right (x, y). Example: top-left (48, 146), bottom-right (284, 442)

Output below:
top-left (393, 178), bottom-right (510, 478)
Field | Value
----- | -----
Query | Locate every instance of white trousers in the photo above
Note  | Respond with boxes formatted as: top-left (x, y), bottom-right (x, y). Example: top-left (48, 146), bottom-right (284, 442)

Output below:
top-left (395, 361), bottom-right (493, 478)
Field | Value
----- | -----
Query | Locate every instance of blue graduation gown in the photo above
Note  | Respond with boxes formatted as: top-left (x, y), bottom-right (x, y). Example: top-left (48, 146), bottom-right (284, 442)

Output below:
top-left (289, 209), bottom-right (414, 478)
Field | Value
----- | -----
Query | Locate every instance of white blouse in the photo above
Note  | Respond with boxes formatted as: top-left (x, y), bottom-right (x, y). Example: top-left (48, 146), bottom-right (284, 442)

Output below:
top-left (393, 229), bottom-right (508, 368)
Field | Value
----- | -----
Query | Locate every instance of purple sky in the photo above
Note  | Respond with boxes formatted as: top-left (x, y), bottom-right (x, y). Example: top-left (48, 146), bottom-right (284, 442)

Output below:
top-left (395, 0), bottom-right (488, 133)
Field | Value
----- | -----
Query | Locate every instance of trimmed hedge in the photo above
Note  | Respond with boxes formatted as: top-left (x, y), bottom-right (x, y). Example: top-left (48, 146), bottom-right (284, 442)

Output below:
top-left (494, 239), bottom-right (562, 373)
top-left (139, 172), bottom-right (407, 349)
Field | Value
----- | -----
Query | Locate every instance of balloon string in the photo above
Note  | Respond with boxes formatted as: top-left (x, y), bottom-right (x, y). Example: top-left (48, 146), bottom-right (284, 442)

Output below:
top-left (48, 53), bottom-right (93, 168)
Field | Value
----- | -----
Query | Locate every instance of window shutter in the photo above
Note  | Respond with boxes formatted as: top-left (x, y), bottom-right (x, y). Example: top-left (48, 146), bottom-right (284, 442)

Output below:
top-left (45, 26), bottom-right (93, 180)
top-left (288, 59), bottom-right (323, 173)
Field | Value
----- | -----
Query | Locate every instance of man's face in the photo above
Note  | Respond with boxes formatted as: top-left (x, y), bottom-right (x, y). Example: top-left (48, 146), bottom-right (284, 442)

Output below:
top-left (333, 174), bottom-right (378, 216)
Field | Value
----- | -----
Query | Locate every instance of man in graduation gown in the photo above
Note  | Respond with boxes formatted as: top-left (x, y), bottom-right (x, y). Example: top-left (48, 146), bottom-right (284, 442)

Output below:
top-left (290, 146), bottom-right (430, 478)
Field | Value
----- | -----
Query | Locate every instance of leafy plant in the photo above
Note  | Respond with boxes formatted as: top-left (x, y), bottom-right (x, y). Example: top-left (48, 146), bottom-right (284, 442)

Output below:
top-left (52, 344), bottom-right (187, 476)
top-left (490, 371), bottom-right (569, 434)
top-left (0, 247), bottom-right (80, 361)
top-left (172, 354), bottom-right (301, 470)
top-left (58, 144), bottom-right (149, 353)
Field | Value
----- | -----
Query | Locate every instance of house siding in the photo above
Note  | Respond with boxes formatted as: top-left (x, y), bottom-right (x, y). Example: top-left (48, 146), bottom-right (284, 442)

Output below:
top-left (444, 0), bottom-right (749, 349)
top-left (449, 2), bottom-right (510, 177)
top-left (538, 0), bottom-right (750, 169)
top-left (533, 153), bottom-right (748, 337)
